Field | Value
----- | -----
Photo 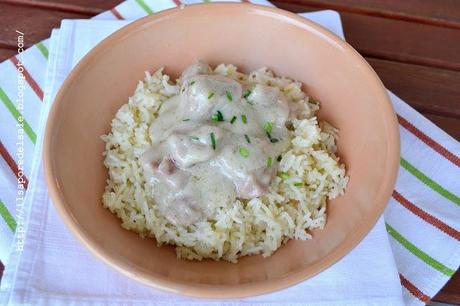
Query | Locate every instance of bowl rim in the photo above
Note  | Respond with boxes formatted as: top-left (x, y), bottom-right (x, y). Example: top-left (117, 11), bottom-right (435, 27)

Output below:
top-left (43, 2), bottom-right (400, 299)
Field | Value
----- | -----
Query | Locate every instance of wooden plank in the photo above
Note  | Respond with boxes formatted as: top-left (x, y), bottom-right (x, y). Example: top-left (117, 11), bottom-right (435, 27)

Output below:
top-left (0, 48), bottom-right (18, 62)
top-left (273, 0), bottom-right (460, 28)
top-left (0, 0), bottom-right (121, 15)
top-left (433, 269), bottom-right (460, 304)
top-left (34, 0), bottom-right (121, 10)
top-left (366, 58), bottom-right (460, 119)
top-left (0, 3), bottom-right (91, 50)
top-left (425, 114), bottom-right (460, 141)
top-left (273, 2), bottom-right (460, 71)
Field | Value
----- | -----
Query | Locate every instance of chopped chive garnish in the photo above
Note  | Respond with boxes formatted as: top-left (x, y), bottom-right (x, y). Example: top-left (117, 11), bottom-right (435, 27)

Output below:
top-left (277, 155), bottom-right (282, 162)
top-left (212, 110), bottom-right (224, 122)
top-left (230, 116), bottom-right (237, 124)
top-left (278, 172), bottom-right (289, 180)
top-left (190, 81), bottom-right (196, 86)
top-left (210, 132), bottom-right (216, 150)
top-left (226, 90), bottom-right (233, 101)
top-left (243, 89), bottom-right (252, 99)
top-left (267, 156), bottom-right (273, 167)
top-left (190, 136), bottom-right (199, 141)
top-left (294, 182), bottom-right (303, 187)
top-left (182, 118), bottom-right (191, 121)
top-left (239, 147), bottom-right (249, 158)
top-left (263, 122), bottom-right (273, 134)
top-left (208, 92), bottom-right (215, 99)
top-left (246, 100), bottom-right (254, 105)
top-left (241, 115), bottom-right (247, 124)
top-left (244, 134), bottom-right (251, 144)
top-left (264, 122), bottom-right (278, 143)
top-left (181, 87), bottom-right (185, 93)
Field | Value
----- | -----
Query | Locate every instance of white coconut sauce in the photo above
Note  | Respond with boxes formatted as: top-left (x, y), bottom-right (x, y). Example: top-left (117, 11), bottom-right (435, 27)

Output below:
top-left (140, 61), bottom-right (296, 226)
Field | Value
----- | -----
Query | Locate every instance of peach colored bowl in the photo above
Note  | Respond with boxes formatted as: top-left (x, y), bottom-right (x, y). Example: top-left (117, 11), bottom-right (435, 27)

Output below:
top-left (44, 3), bottom-right (400, 299)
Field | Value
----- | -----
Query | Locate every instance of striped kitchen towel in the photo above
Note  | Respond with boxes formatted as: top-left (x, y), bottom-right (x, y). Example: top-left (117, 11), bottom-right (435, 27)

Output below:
top-left (0, 12), bottom-right (406, 306)
top-left (0, 0), bottom-right (458, 305)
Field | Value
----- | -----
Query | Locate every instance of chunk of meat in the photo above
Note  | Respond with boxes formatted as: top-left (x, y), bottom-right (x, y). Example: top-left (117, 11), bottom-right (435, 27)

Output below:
top-left (166, 126), bottom-right (222, 168)
top-left (158, 157), bottom-right (175, 175)
top-left (141, 153), bottom-right (189, 190)
top-left (181, 75), bottom-right (242, 120)
top-left (250, 84), bottom-right (289, 127)
top-left (139, 145), bottom-right (164, 179)
top-left (180, 60), bottom-right (211, 82)
top-left (237, 166), bottom-right (276, 199)
top-left (158, 158), bottom-right (189, 189)
top-left (215, 137), bottom-right (278, 199)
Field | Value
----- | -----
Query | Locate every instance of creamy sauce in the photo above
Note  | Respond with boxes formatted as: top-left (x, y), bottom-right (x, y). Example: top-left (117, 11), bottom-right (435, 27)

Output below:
top-left (140, 61), bottom-right (296, 226)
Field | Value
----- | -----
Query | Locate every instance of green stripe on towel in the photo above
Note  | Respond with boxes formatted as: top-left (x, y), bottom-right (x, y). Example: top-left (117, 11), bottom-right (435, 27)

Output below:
top-left (0, 87), bottom-right (37, 144)
top-left (135, 0), bottom-right (154, 14)
top-left (386, 223), bottom-right (455, 276)
top-left (401, 158), bottom-right (460, 206)
top-left (0, 199), bottom-right (16, 232)
top-left (36, 42), bottom-right (49, 59)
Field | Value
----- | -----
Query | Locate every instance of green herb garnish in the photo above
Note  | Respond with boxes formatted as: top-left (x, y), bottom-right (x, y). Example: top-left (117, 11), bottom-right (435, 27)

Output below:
top-left (277, 155), bottom-right (282, 162)
top-left (226, 90), bottom-right (233, 101)
top-left (263, 122), bottom-right (273, 134)
top-left (239, 147), bottom-right (249, 158)
top-left (294, 182), bottom-right (303, 187)
top-left (182, 118), bottom-right (191, 121)
top-left (264, 122), bottom-right (278, 143)
top-left (244, 134), bottom-right (251, 144)
top-left (243, 89), bottom-right (252, 99)
top-left (208, 92), bottom-right (215, 99)
top-left (212, 110), bottom-right (224, 122)
top-left (241, 115), bottom-right (247, 124)
top-left (278, 172), bottom-right (290, 180)
top-left (210, 132), bottom-right (216, 150)
top-left (267, 157), bottom-right (273, 167)
top-left (230, 116), bottom-right (237, 124)
top-left (190, 81), bottom-right (196, 86)
top-left (189, 136), bottom-right (199, 141)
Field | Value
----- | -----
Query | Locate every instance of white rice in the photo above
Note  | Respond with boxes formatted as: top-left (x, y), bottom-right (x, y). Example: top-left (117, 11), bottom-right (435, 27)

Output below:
top-left (102, 64), bottom-right (348, 262)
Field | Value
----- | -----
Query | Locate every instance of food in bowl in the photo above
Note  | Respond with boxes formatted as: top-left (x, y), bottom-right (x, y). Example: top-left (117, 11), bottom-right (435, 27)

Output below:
top-left (101, 61), bottom-right (348, 262)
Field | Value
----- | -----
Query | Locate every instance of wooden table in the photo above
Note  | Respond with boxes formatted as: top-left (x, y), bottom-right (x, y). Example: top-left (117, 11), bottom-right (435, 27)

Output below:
top-left (0, 0), bottom-right (458, 304)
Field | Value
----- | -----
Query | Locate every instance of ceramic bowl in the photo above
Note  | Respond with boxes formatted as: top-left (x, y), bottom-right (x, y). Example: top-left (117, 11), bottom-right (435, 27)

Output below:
top-left (44, 3), bottom-right (400, 298)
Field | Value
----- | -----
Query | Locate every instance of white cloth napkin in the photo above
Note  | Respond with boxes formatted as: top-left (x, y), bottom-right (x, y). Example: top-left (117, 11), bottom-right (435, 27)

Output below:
top-left (0, 11), bottom-right (405, 306)
top-left (1, 1), bottom-right (460, 305)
